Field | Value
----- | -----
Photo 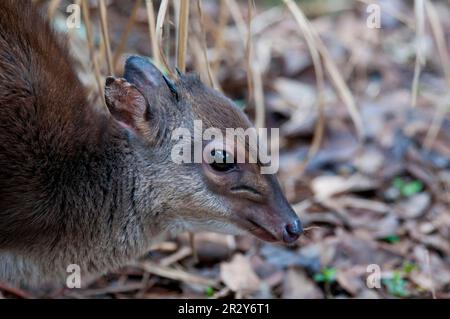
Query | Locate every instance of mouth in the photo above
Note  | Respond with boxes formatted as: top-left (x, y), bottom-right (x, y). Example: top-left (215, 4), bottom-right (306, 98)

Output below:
top-left (239, 218), bottom-right (279, 242)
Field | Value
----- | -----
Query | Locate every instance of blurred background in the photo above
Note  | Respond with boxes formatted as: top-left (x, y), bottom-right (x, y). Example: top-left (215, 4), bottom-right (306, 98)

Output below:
top-left (3, 0), bottom-right (449, 299)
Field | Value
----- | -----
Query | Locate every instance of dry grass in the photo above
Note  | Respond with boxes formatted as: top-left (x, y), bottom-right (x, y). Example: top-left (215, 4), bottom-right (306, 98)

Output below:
top-left (224, 0), bottom-right (265, 128)
top-left (98, 0), bottom-right (114, 76)
top-left (285, 1), bottom-right (365, 139)
top-left (194, 0), bottom-right (217, 88)
top-left (425, 1), bottom-right (450, 88)
top-left (176, 0), bottom-right (190, 73)
top-left (113, 0), bottom-right (142, 70)
top-left (81, 0), bottom-right (105, 107)
top-left (155, 0), bottom-right (173, 75)
top-left (246, 0), bottom-right (265, 129)
top-left (411, 0), bottom-right (425, 108)
top-left (44, 0), bottom-right (447, 151)
top-left (283, 0), bottom-right (326, 162)
top-left (423, 0), bottom-right (450, 149)
top-left (145, 0), bottom-right (161, 67)
top-left (211, 0), bottom-right (229, 76)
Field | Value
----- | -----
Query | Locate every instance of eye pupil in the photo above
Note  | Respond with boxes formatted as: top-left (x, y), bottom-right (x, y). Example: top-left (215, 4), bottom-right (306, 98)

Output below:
top-left (210, 149), bottom-right (235, 172)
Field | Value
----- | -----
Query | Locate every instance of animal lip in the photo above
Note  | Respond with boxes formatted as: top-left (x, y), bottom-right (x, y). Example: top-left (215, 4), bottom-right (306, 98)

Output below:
top-left (242, 218), bottom-right (279, 242)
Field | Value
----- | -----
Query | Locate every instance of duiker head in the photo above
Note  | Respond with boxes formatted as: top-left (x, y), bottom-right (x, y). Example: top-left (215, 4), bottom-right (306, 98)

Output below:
top-left (105, 56), bottom-right (302, 244)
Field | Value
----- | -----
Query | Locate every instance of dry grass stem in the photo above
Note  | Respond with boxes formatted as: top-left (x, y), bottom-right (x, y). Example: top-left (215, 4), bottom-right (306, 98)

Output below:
top-left (155, 0), bottom-right (173, 75)
top-left (425, 1), bottom-right (450, 87)
top-left (423, 0), bottom-right (450, 148)
top-left (284, 0), bottom-right (364, 140)
top-left (225, 0), bottom-right (247, 43)
top-left (81, 0), bottom-right (105, 107)
top-left (98, 0), bottom-right (114, 76)
top-left (226, 0), bottom-right (265, 128)
top-left (411, 0), bottom-right (425, 108)
top-left (176, 0), bottom-right (190, 72)
top-left (283, 0), bottom-right (326, 162)
top-left (196, 0), bottom-right (217, 88)
top-left (212, 0), bottom-right (229, 74)
top-left (138, 261), bottom-right (218, 287)
top-left (113, 0), bottom-right (142, 69)
top-left (424, 98), bottom-right (449, 149)
top-left (245, 0), bottom-right (254, 105)
top-left (145, 0), bottom-right (161, 67)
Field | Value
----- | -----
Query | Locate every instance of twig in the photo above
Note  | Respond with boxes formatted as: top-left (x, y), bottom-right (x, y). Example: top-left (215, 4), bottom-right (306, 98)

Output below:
top-left (68, 282), bottom-right (144, 297)
top-left (424, 249), bottom-right (436, 299)
top-left (160, 246), bottom-right (193, 267)
top-left (424, 98), bottom-right (449, 149)
top-left (138, 261), bottom-right (219, 287)
top-left (189, 232), bottom-right (199, 263)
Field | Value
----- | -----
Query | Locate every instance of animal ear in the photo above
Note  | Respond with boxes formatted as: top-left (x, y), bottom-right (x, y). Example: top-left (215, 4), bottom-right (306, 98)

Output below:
top-left (124, 55), bottom-right (179, 101)
top-left (124, 55), bottom-right (165, 90)
top-left (104, 77), bottom-right (148, 134)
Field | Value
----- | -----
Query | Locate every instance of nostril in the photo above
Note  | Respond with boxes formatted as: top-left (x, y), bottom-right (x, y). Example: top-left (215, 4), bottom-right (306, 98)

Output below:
top-left (283, 219), bottom-right (303, 243)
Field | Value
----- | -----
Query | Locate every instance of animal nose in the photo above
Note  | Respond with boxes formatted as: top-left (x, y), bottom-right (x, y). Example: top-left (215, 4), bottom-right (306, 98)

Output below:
top-left (282, 219), bottom-right (303, 244)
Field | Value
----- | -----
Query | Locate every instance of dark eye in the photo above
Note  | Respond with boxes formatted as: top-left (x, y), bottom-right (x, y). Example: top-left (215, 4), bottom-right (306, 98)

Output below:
top-left (209, 149), bottom-right (236, 172)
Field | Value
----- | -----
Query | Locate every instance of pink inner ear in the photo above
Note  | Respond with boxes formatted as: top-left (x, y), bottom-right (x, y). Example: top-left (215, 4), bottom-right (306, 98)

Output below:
top-left (117, 120), bottom-right (133, 131)
top-left (105, 77), bottom-right (148, 134)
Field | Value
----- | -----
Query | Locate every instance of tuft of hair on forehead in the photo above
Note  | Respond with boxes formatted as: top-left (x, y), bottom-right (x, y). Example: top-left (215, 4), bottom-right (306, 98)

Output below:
top-left (177, 73), bottom-right (253, 131)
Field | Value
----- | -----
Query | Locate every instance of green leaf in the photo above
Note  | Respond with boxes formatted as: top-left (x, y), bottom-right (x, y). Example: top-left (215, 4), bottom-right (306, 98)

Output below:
top-left (382, 271), bottom-right (409, 297)
top-left (401, 180), bottom-right (423, 197)
top-left (314, 267), bottom-right (337, 283)
top-left (204, 286), bottom-right (214, 297)
top-left (402, 262), bottom-right (417, 274)
top-left (392, 177), bottom-right (423, 198)
top-left (313, 273), bottom-right (325, 282)
top-left (392, 177), bottom-right (405, 190)
top-left (381, 235), bottom-right (401, 244)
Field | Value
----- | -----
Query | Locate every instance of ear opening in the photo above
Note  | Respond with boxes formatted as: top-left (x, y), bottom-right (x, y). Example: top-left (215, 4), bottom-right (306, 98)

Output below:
top-left (104, 76), bottom-right (148, 133)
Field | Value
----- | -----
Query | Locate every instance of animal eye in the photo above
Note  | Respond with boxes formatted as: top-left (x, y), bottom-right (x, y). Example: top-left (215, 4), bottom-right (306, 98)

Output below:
top-left (209, 149), bottom-right (236, 172)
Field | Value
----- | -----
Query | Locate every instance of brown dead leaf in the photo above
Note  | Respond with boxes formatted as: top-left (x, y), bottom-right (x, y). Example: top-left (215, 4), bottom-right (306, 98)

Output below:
top-left (282, 268), bottom-right (323, 299)
top-left (312, 174), bottom-right (378, 200)
top-left (396, 193), bottom-right (431, 219)
top-left (336, 265), bottom-right (367, 296)
top-left (220, 254), bottom-right (261, 294)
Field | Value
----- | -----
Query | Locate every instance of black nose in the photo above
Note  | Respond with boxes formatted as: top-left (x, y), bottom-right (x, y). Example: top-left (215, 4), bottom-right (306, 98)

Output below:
top-left (282, 219), bottom-right (303, 244)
